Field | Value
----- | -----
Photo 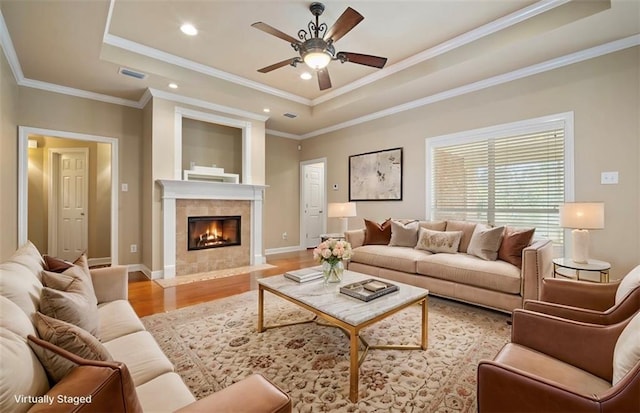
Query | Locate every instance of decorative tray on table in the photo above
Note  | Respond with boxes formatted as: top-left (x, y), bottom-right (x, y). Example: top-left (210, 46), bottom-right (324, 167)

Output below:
top-left (340, 279), bottom-right (398, 302)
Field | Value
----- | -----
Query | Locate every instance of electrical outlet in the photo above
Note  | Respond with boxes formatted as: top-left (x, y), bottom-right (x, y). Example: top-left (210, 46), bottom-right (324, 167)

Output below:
top-left (282, 232), bottom-right (287, 240)
top-left (130, 244), bottom-right (137, 253)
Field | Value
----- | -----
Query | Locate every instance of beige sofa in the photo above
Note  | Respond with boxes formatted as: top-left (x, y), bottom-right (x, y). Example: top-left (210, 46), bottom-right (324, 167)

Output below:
top-left (0, 242), bottom-right (291, 413)
top-left (345, 220), bottom-right (554, 313)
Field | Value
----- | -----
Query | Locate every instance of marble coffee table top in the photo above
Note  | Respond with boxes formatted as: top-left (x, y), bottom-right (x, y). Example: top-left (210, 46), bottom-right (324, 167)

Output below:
top-left (258, 270), bottom-right (429, 326)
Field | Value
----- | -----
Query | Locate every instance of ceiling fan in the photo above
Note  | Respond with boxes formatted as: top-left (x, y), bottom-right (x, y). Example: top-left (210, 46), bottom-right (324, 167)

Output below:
top-left (252, 2), bottom-right (388, 91)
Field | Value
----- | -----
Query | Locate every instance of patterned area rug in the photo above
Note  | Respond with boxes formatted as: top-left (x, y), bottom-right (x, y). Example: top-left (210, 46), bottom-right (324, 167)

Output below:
top-left (153, 264), bottom-right (276, 288)
top-left (142, 289), bottom-right (510, 412)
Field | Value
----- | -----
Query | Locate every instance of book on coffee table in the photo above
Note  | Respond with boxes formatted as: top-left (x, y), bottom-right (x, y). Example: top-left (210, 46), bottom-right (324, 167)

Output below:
top-left (284, 266), bottom-right (323, 283)
top-left (340, 279), bottom-right (398, 302)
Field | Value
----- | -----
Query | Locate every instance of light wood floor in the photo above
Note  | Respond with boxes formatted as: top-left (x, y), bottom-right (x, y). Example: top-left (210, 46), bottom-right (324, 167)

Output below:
top-left (128, 250), bottom-right (316, 317)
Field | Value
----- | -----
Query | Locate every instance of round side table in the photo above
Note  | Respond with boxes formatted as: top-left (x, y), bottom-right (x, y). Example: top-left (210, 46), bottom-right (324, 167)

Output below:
top-left (552, 258), bottom-right (611, 283)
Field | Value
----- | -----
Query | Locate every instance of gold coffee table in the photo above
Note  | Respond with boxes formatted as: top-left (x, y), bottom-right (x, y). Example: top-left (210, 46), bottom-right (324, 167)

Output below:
top-left (257, 270), bottom-right (429, 402)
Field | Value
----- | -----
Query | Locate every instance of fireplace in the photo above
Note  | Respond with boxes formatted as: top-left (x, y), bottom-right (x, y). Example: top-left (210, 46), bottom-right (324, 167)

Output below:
top-left (188, 215), bottom-right (241, 251)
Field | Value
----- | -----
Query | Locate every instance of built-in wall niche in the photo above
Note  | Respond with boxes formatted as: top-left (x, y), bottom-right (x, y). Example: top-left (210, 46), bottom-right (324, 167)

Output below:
top-left (181, 118), bottom-right (243, 182)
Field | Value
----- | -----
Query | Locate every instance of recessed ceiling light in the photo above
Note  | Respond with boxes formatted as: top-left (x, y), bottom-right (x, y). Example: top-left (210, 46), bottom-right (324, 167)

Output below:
top-left (168, 83), bottom-right (178, 89)
top-left (300, 72), bottom-right (312, 80)
top-left (263, 108), bottom-right (270, 113)
top-left (180, 23), bottom-right (198, 36)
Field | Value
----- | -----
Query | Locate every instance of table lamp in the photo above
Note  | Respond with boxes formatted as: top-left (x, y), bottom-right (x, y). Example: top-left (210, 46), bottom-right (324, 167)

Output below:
top-left (559, 202), bottom-right (604, 263)
top-left (327, 202), bottom-right (357, 235)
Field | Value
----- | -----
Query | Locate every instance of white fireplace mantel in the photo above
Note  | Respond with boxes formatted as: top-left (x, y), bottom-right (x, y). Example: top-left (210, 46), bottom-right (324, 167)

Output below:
top-left (157, 179), bottom-right (267, 279)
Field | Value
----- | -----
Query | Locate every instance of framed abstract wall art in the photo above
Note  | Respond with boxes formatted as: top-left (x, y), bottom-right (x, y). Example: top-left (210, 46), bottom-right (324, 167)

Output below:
top-left (349, 147), bottom-right (403, 201)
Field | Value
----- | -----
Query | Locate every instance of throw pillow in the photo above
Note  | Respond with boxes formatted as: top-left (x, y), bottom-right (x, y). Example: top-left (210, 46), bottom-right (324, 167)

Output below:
top-left (363, 219), bottom-right (392, 245)
top-left (30, 312), bottom-right (112, 383)
top-left (43, 255), bottom-right (73, 273)
top-left (467, 224), bottom-right (505, 261)
top-left (415, 228), bottom-right (462, 253)
top-left (612, 312), bottom-right (640, 385)
top-left (389, 220), bottom-right (420, 247)
top-left (444, 221), bottom-right (478, 252)
top-left (39, 286), bottom-right (99, 336)
top-left (42, 266), bottom-right (98, 308)
top-left (498, 226), bottom-right (535, 268)
top-left (419, 220), bottom-right (447, 231)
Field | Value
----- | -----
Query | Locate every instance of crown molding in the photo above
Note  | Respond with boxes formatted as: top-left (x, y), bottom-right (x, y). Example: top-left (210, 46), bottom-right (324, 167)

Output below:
top-left (103, 33), bottom-right (312, 106)
top-left (148, 88), bottom-right (269, 122)
top-left (311, 0), bottom-right (570, 106)
top-left (265, 129), bottom-right (303, 140)
top-left (0, 9), bottom-right (24, 82)
top-left (299, 34), bottom-right (640, 139)
top-left (21, 78), bottom-right (142, 108)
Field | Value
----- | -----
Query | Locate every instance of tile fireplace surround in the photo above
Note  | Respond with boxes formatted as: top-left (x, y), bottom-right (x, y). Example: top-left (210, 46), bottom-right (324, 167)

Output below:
top-left (157, 180), bottom-right (266, 279)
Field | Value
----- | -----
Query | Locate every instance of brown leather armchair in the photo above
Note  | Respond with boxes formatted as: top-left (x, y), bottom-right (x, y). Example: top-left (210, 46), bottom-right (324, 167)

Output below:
top-left (524, 265), bottom-right (640, 324)
top-left (477, 310), bottom-right (640, 413)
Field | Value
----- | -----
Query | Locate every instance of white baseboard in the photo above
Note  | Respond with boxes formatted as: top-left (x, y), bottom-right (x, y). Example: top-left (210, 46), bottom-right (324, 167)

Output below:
top-left (126, 264), bottom-right (154, 280)
top-left (88, 257), bottom-right (111, 267)
top-left (264, 245), bottom-right (306, 255)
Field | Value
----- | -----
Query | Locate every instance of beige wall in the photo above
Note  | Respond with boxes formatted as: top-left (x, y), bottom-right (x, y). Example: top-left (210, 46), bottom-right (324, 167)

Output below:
top-left (12, 87), bottom-right (142, 265)
top-left (182, 118), bottom-right (243, 178)
top-left (264, 135), bottom-right (301, 249)
top-left (301, 47), bottom-right (640, 279)
top-left (26, 136), bottom-right (111, 259)
top-left (0, 46), bottom-right (19, 260)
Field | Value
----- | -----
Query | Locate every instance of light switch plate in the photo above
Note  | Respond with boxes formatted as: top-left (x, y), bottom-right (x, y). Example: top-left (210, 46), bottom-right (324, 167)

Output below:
top-left (121, 183), bottom-right (129, 192)
top-left (601, 171), bottom-right (618, 185)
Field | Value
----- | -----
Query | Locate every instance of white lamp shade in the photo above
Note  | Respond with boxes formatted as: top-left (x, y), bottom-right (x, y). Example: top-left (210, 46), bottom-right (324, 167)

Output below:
top-left (304, 51), bottom-right (331, 70)
top-left (559, 202), bottom-right (604, 229)
top-left (327, 202), bottom-right (357, 218)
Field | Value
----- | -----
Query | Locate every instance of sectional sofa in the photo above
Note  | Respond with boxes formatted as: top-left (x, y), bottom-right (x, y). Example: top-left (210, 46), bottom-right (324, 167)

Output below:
top-left (0, 241), bottom-right (291, 413)
top-left (345, 219), bottom-right (554, 313)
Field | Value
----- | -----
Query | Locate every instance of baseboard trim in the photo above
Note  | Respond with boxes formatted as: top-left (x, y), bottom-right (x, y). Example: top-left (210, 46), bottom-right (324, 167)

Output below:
top-left (127, 264), bottom-right (154, 280)
top-left (264, 245), bottom-right (306, 255)
top-left (88, 257), bottom-right (111, 267)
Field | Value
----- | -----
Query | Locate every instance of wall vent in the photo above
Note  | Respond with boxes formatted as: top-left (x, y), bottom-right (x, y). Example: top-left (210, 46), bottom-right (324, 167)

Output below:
top-left (118, 67), bottom-right (148, 80)
top-left (283, 112), bottom-right (297, 119)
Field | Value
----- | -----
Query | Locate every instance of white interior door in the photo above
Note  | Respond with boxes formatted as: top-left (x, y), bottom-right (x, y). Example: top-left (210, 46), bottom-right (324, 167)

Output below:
top-left (303, 163), bottom-right (325, 248)
top-left (57, 150), bottom-right (89, 261)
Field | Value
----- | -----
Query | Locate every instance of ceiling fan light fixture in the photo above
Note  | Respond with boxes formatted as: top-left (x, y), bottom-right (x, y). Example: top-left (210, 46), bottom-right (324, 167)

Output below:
top-left (303, 50), bottom-right (331, 70)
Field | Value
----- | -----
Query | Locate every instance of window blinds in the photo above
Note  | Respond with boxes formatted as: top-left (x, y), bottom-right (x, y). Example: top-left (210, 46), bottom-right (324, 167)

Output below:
top-left (430, 129), bottom-right (564, 244)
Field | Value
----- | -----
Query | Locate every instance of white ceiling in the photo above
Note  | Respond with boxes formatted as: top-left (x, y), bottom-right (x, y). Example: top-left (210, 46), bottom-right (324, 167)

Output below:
top-left (1, 0), bottom-right (639, 137)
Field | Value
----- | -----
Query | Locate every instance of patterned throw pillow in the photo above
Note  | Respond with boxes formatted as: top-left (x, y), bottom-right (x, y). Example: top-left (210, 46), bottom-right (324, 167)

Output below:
top-left (415, 228), bottom-right (462, 253)
top-left (363, 219), bottom-right (392, 245)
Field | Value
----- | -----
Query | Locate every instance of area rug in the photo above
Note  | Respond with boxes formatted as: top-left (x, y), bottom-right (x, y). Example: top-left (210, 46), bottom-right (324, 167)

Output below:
top-left (153, 264), bottom-right (276, 288)
top-left (142, 290), bottom-right (510, 412)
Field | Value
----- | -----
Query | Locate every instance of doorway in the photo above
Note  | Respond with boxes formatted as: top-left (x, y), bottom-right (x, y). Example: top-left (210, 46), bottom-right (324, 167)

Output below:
top-left (300, 159), bottom-right (327, 248)
top-left (18, 127), bottom-right (119, 265)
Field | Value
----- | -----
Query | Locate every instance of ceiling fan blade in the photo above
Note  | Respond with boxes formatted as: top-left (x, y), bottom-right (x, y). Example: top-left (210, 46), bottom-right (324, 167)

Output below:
top-left (251, 22), bottom-right (299, 45)
top-left (317, 68), bottom-right (332, 90)
top-left (257, 58), bottom-right (296, 73)
top-left (339, 52), bottom-right (388, 69)
top-left (323, 7), bottom-right (364, 43)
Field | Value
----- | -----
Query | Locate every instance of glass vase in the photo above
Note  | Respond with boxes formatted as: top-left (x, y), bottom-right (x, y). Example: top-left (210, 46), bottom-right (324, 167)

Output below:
top-left (322, 260), bottom-right (344, 284)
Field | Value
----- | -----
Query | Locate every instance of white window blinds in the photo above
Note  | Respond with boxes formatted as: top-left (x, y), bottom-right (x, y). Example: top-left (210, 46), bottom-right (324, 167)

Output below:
top-left (429, 128), bottom-right (565, 245)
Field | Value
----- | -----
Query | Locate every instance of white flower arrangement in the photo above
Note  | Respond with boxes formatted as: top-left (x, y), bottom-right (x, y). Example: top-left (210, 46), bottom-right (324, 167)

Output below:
top-left (313, 238), bottom-right (352, 265)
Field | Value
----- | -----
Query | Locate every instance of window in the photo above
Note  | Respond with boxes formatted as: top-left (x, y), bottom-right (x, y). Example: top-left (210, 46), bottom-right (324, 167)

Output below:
top-left (426, 113), bottom-right (573, 247)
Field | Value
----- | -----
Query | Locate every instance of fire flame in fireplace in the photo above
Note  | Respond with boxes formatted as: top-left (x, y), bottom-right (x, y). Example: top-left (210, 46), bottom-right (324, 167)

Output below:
top-left (196, 223), bottom-right (227, 247)
top-left (188, 215), bottom-right (240, 251)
